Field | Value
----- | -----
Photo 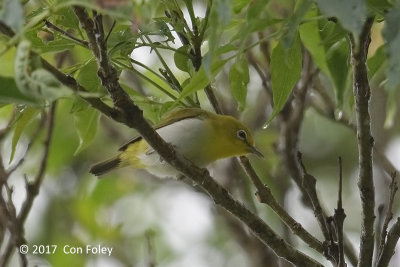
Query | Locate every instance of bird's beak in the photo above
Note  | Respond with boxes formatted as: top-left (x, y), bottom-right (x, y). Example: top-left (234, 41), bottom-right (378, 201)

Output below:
top-left (248, 144), bottom-right (264, 158)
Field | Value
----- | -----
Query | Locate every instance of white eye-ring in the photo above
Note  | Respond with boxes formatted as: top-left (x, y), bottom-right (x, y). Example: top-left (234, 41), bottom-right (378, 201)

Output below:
top-left (237, 129), bottom-right (247, 140)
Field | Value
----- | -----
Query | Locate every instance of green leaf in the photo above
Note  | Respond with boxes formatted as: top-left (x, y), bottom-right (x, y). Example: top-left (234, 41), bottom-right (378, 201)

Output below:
top-left (300, 11), bottom-right (350, 106)
top-left (76, 59), bottom-right (101, 92)
top-left (53, 7), bottom-right (80, 29)
top-left (367, 45), bottom-right (386, 79)
top-left (229, 58), bottom-right (249, 110)
top-left (315, 0), bottom-right (366, 37)
top-left (326, 38), bottom-right (350, 106)
top-left (73, 108), bottom-right (101, 155)
top-left (204, 0), bottom-right (232, 75)
top-left (140, 21), bottom-right (174, 42)
top-left (319, 20), bottom-right (347, 48)
top-left (70, 96), bottom-right (89, 113)
top-left (266, 34), bottom-right (302, 126)
top-left (383, 3), bottom-right (400, 91)
top-left (0, 76), bottom-right (40, 105)
top-left (299, 6), bottom-right (330, 76)
top-left (180, 58), bottom-right (228, 98)
top-left (0, 0), bottom-right (24, 32)
top-left (283, 0), bottom-right (312, 48)
top-left (231, 0), bottom-right (272, 42)
top-left (9, 107), bottom-right (39, 164)
top-left (108, 24), bottom-right (136, 57)
top-left (174, 45), bottom-right (191, 73)
top-left (233, 0), bottom-right (251, 13)
top-left (367, 0), bottom-right (392, 16)
top-left (0, 45), bottom-right (15, 77)
top-left (25, 28), bottom-right (75, 53)
top-left (247, 0), bottom-right (269, 23)
top-left (384, 94), bottom-right (396, 129)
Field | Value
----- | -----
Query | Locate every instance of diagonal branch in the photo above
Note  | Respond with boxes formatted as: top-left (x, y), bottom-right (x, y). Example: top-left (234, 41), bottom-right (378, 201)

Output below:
top-left (239, 156), bottom-right (327, 257)
top-left (43, 19), bottom-right (89, 47)
top-left (349, 17), bottom-right (376, 267)
top-left (376, 218), bottom-right (400, 267)
top-left (376, 172), bottom-right (398, 267)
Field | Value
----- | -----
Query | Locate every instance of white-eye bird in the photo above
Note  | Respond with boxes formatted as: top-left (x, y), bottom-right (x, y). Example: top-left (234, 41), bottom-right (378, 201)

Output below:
top-left (90, 108), bottom-right (263, 178)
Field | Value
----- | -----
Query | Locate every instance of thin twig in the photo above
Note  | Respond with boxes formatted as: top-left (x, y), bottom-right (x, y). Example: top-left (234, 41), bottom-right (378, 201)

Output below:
top-left (335, 157), bottom-right (346, 267)
top-left (246, 51), bottom-right (272, 103)
top-left (376, 172), bottom-right (398, 266)
top-left (297, 153), bottom-right (331, 245)
top-left (145, 231), bottom-right (156, 267)
top-left (44, 19), bottom-right (89, 47)
top-left (18, 103), bottom-right (56, 224)
top-left (104, 20), bottom-right (116, 45)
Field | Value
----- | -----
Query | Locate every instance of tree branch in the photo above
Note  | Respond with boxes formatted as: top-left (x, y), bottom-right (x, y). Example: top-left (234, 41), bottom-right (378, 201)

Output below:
top-left (376, 218), bottom-right (400, 267)
top-left (0, 103), bottom-right (56, 267)
top-left (239, 156), bottom-right (327, 257)
top-left (349, 17), bottom-right (376, 267)
top-left (43, 19), bottom-right (89, 47)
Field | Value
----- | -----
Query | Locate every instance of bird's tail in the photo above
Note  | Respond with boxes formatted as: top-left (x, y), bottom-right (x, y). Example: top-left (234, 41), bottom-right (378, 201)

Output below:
top-left (89, 155), bottom-right (122, 177)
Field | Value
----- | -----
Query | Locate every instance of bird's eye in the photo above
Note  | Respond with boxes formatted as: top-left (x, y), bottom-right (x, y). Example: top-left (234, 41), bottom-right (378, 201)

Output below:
top-left (237, 129), bottom-right (247, 140)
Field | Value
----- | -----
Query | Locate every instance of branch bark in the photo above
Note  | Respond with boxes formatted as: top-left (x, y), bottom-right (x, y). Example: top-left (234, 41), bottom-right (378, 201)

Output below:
top-left (349, 17), bottom-right (376, 267)
top-left (239, 156), bottom-right (326, 256)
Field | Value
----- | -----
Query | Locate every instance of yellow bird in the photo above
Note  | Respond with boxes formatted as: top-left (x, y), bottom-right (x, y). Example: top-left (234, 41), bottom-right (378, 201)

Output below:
top-left (90, 108), bottom-right (263, 178)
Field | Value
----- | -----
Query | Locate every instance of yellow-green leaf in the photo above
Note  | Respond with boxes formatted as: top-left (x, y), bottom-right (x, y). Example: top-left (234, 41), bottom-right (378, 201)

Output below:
top-left (180, 59), bottom-right (227, 99)
top-left (10, 107), bottom-right (39, 163)
top-left (265, 34), bottom-right (302, 126)
top-left (229, 58), bottom-right (249, 110)
top-left (73, 108), bottom-right (101, 155)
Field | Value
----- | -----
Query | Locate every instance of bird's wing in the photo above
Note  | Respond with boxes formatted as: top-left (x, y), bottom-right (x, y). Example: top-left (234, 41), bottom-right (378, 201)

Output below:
top-left (118, 108), bottom-right (207, 151)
